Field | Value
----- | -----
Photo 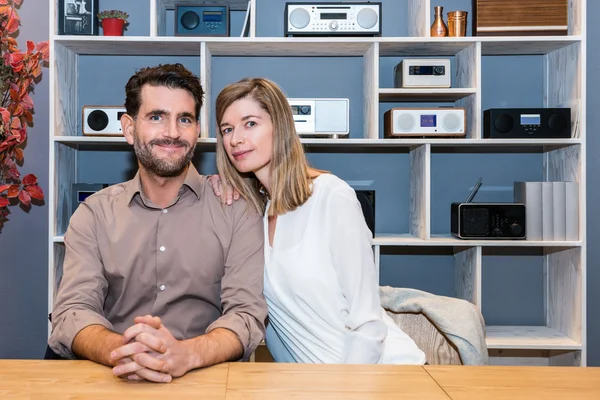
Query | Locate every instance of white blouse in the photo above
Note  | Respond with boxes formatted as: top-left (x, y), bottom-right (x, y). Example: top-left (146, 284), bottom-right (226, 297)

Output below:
top-left (263, 174), bottom-right (426, 364)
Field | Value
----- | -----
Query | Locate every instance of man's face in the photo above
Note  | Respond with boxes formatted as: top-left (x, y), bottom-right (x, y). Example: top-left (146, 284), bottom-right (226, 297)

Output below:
top-left (124, 85), bottom-right (200, 178)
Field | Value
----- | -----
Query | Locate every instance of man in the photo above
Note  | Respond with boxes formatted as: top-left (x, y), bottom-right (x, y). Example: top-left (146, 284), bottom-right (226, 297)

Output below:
top-left (48, 63), bottom-right (267, 383)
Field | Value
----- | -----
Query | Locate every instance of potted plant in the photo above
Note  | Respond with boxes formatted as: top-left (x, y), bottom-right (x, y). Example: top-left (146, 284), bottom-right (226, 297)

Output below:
top-left (97, 9), bottom-right (129, 36)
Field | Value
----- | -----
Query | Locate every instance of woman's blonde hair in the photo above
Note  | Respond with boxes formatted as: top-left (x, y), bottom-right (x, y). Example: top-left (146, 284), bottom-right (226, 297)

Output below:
top-left (215, 78), bottom-right (313, 216)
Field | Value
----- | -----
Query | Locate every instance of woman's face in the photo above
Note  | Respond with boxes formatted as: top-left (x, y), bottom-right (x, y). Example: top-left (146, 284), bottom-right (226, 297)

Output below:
top-left (220, 97), bottom-right (274, 178)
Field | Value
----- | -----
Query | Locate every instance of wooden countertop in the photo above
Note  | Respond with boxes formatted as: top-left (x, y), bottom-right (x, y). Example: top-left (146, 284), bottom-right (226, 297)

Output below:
top-left (1, 360), bottom-right (599, 399)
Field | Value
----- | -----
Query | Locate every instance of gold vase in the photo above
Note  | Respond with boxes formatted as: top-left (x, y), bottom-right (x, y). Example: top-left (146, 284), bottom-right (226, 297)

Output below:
top-left (430, 6), bottom-right (448, 37)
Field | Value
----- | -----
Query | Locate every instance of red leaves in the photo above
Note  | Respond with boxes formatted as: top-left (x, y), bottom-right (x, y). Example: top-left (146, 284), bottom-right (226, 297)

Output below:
top-left (22, 173), bottom-right (36, 185)
top-left (18, 187), bottom-right (30, 206)
top-left (0, 0), bottom-right (46, 228)
top-left (24, 184), bottom-right (43, 200)
top-left (7, 184), bottom-right (19, 198)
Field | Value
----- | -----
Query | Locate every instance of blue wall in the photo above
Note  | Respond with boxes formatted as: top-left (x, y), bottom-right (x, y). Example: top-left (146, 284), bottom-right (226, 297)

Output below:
top-left (0, 0), bottom-right (598, 364)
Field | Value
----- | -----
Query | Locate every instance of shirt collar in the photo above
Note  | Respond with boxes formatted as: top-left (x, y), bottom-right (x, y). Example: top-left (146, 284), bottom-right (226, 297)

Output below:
top-left (126, 163), bottom-right (204, 205)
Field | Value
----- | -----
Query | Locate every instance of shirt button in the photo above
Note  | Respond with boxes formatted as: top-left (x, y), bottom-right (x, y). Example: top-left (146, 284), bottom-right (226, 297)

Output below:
top-left (162, 209), bottom-right (168, 214)
top-left (159, 284), bottom-right (166, 291)
top-left (159, 246), bottom-right (166, 252)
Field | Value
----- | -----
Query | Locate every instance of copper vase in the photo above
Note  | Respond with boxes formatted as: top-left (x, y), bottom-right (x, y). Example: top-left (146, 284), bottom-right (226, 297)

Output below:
top-left (430, 6), bottom-right (448, 37)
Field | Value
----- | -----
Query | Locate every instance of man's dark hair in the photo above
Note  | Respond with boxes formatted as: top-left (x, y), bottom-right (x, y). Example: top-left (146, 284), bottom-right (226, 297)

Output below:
top-left (124, 63), bottom-right (204, 119)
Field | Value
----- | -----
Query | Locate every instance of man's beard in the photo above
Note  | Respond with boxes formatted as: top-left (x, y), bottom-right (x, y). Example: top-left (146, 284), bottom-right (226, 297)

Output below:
top-left (133, 131), bottom-right (196, 178)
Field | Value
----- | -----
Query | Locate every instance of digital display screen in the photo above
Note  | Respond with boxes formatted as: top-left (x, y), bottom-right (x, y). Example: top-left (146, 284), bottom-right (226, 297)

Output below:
top-left (117, 111), bottom-right (126, 120)
top-left (410, 66), bottom-right (434, 75)
top-left (77, 191), bottom-right (95, 202)
top-left (520, 114), bottom-right (541, 125)
top-left (420, 114), bottom-right (437, 127)
top-left (321, 13), bottom-right (347, 20)
top-left (203, 11), bottom-right (223, 22)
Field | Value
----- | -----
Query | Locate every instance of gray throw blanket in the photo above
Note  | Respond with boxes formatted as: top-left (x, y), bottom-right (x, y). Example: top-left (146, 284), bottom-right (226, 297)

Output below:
top-left (380, 286), bottom-right (489, 365)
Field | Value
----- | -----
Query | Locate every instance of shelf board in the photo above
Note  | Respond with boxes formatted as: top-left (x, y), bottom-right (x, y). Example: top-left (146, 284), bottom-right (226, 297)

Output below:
top-left (54, 37), bottom-right (374, 57)
top-left (379, 88), bottom-right (476, 102)
top-left (52, 136), bottom-right (581, 152)
top-left (205, 38), bottom-right (373, 56)
top-left (53, 36), bottom-right (582, 57)
top-left (485, 326), bottom-right (582, 350)
top-left (374, 234), bottom-right (581, 247)
top-left (159, 0), bottom-right (249, 11)
top-left (478, 36), bottom-right (582, 55)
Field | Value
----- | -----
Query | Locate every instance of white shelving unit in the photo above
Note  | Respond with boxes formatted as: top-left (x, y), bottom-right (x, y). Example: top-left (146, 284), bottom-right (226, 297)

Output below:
top-left (48, 0), bottom-right (586, 366)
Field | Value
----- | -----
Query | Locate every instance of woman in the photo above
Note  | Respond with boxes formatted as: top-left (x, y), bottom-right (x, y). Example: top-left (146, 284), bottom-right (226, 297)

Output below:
top-left (213, 77), bottom-right (426, 364)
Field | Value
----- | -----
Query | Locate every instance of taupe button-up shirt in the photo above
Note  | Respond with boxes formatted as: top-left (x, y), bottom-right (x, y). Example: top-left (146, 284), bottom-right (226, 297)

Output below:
top-left (49, 165), bottom-right (267, 360)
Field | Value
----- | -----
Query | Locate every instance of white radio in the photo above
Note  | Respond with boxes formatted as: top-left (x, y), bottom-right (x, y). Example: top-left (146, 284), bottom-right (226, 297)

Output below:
top-left (384, 108), bottom-right (466, 137)
top-left (284, 2), bottom-right (381, 36)
top-left (83, 106), bottom-right (126, 136)
top-left (288, 98), bottom-right (349, 137)
top-left (395, 59), bottom-right (451, 88)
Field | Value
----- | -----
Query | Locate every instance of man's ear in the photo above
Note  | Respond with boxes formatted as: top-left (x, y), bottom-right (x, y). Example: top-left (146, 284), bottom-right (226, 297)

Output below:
top-left (121, 113), bottom-right (135, 145)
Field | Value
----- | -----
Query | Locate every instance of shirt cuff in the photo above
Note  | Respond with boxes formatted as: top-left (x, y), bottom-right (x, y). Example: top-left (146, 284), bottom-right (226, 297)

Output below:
top-left (48, 310), bottom-right (113, 359)
top-left (206, 313), bottom-right (263, 360)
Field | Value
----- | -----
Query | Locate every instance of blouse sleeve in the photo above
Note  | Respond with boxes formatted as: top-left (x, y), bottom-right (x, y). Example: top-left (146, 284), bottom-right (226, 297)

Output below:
top-left (326, 184), bottom-right (388, 364)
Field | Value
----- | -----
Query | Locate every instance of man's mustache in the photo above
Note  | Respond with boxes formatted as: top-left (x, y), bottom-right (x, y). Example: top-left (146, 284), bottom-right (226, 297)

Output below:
top-left (149, 138), bottom-right (189, 147)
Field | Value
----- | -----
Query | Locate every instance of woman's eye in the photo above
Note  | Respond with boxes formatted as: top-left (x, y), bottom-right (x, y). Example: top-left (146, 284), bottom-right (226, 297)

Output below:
top-left (222, 127), bottom-right (232, 135)
top-left (246, 121), bottom-right (256, 128)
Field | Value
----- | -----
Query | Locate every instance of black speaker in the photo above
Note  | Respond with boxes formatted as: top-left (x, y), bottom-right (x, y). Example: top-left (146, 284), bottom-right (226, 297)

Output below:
top-left (451, 202), bottom-right (526, 239)
top-left (355, 190), bottom-right (375, 237)
top-left (483, 108), bottom-right (571, 139)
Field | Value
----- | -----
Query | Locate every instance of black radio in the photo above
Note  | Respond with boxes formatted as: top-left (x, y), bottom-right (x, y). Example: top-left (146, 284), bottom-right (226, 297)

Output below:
top-left (483, 108), bottom-right (571, 139)
top-left (450, 178), bottom-right (526, 240)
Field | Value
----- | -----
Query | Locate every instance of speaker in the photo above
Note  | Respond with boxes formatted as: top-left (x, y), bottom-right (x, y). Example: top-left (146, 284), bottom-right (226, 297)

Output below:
top-left (384, 108), bottom-right (466, 137)
top-left (82, 106), bottom-right (126, 136)
top-left (355, 190), bottom-right (375, 237)
top-left (483, 108), bottom-right (571, 139)
top-left (451, 202), bottom-right (526, 239)
top-left (175, 4), bottom-right (229, 36)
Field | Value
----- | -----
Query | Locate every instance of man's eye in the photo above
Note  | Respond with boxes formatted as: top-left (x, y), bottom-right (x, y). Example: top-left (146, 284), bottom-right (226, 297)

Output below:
top-left (180, 117), bottom-right (192, 124)
top-left (150, 115), bottom-right (162, 121)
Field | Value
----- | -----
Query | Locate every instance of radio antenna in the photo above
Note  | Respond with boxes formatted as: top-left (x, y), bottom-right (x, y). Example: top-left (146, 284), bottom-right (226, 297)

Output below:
top-left (465, 177), bottom-right (483, 203)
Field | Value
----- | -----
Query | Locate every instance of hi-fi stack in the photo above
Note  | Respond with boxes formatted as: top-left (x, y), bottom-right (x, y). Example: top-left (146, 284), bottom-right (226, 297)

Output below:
top-left (385, 58), bottom-right (466, 138)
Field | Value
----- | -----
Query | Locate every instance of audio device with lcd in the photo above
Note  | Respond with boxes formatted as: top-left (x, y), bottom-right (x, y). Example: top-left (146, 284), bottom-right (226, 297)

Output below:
top-left (451, 178), bottom-right (526, 240)
top-left (288, 98), bottom-right (349, 137)
top-left (384, 107), bottom-right (466, 137)
top-left (175, 4), bottom-right (229, 36)
top-left (483, 108), bottom-right (571, 139)
top-left (284, 2), bottom-right (381, 36)
top-left (72, 183), bottom-right (110, 215)
top-left (83, 106), bottom-right (126, 136)
top-left (394, 59), bottom-right (451, 88)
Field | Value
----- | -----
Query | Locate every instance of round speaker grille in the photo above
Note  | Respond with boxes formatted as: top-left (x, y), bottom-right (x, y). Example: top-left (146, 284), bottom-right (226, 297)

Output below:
top-left (181, 11), bottom-right (200, 30)
top-left (87, 110), bottom-right (109, 132)
top-left (289, 8), bottom-right (310, 29)
top-left (548, 113), bottom-right (568, 132)
top-left (494, 114), bottom-right (513, 134)
top-left (357, 8), bottom-right (378, 29)
top-left (396, 113), bottom-right (416, 132)
top-left (442, 113), bottom-right (461, 132)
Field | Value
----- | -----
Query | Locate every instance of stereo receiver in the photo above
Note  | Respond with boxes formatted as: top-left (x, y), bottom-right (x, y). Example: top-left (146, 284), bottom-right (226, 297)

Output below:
top-left (483, 108), bottom-right (571, 139)
top-left (284, 2), bottom-right (381, 36)
top-left (83, 106), bottom-right (126, 136)
top-left (384, 107), bottom-right (465, 137)
top-left (394, 59), bottom-right (451, 88)
top-left (288, 98), bottom-right (349, 137)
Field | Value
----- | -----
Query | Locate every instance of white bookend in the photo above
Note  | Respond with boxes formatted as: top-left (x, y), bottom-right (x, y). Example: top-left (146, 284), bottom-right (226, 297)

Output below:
top-left (513, 182), bottom-right (543, 241)
top-left (552, 182), bottom-right (567, 241)
top-left (542, 182), bottom-right (554, 241)
top-left (565, 182), bottom-right (579, 241)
